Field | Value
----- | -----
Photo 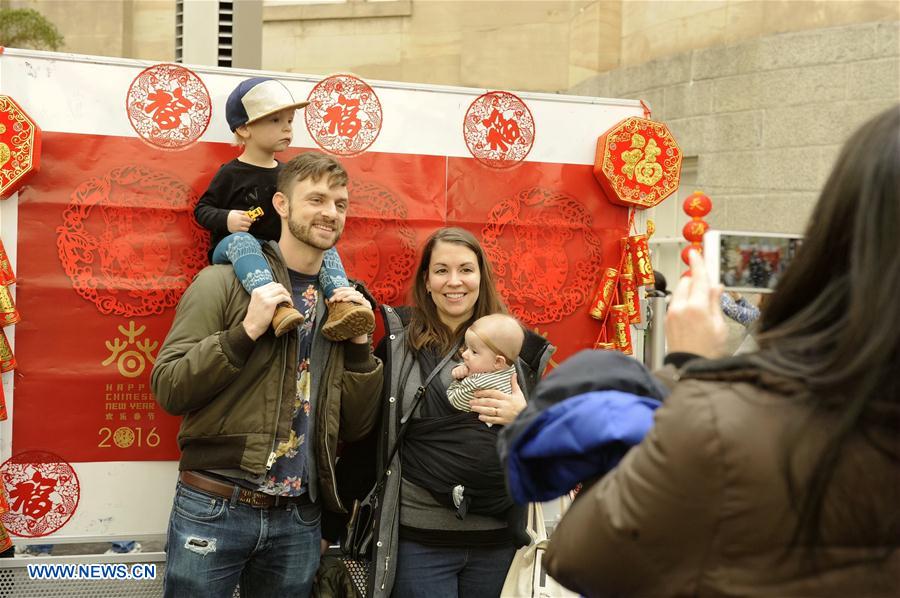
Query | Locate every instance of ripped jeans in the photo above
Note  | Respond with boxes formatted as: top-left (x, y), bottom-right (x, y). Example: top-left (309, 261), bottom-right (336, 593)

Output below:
top-left (163, 482), bottom-right (321, 598)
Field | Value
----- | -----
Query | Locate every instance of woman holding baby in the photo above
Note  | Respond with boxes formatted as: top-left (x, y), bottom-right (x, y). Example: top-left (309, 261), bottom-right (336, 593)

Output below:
top-left (363, 227), bottom-right (554, 598)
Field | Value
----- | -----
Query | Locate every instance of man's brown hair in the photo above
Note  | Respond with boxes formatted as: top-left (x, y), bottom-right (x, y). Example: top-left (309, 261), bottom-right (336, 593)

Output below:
top-left (276, 151), bottom-right (348, 195)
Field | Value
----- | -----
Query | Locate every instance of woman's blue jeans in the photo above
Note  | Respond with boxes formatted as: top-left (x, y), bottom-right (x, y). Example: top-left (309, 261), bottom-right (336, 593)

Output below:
top-left (391, 539), bottom-right (516, 598)
top-left (163, 482), bottom-right (322, 598)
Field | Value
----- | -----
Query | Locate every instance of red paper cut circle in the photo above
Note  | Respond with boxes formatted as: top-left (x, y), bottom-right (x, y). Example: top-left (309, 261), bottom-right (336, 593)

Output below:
top-left (305, 75), bottom-right (383, 156)
top-left (463, 91), bottom-right (535, 169)
top-left (594, 116), bottom-right (682, 209)
top-left (56, 165), bottom-right (208, 317)
top-left (0, 451), bottom-right (80, 538)
top-left (126, 63), bottom-right (211, 150)
top-left (482, 187), bottom-right (604, 325)
top-left (0, 95), bottom-right (42, 199)
top-left (339, 179), bottom-right (416, 305)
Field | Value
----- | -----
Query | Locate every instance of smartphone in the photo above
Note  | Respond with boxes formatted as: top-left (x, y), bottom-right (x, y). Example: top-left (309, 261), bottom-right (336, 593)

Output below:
top-left (703, 230), bottom-right (803, 293)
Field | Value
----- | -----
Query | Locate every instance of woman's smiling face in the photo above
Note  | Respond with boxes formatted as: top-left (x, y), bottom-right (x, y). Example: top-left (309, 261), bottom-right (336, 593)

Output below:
top-left (425, 241), bottom-right (481, 332)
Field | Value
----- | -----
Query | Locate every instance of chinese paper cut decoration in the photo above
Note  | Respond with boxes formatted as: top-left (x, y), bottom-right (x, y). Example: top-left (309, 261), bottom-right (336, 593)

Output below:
top-left (682, 191), bottom-right (713, 270)
top-left (126, 63), bottom-right (211, 150)
top-left (594, 117), bottom-right (681, 209)
top-left (339, 179), bottom-right (416, 305)
top-left (0, 493), bottom-right (10, 551)
top-left (464, 91), bottom-right (535, 169)
top-left (56, 165), bottom-right (208, 317)
top-left (0, 95), bottom-right (42, 199)
top-left (481, 187), bottom-right (604, 326)
top-left (0, 451), bottom-right (81, 537)
top-left (305, 74), bottom-right (383, 157)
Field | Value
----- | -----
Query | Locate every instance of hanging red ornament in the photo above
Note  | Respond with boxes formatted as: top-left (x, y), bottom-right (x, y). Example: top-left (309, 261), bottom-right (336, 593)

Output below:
top-left (683, 191), bottom-right (712, 218)
top-left (682, 219), bottom-right (709, 243)
top-left (589, 267), bottom-right (619, 321)
top-left (682, 190), bottom-right (714, 273)
top-left (607, 304), bottom-right (633, 355)
top-left (593, 117), bottom-right (682, 209)
top-left (0, 95), bottom-right (42, 199)
top-left (0, 286), bottom-right (19, 327)
top-left (0, 238), bottom-right (14, 286)
top-left (681, 244), bottom-right (703, 265)
top-left (0, 329), bottom-right (15, 372)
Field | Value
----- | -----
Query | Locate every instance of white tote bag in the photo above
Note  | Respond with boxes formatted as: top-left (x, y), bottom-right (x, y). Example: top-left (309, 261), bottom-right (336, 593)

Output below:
top-left (500, 501), bottom-right (580, 598)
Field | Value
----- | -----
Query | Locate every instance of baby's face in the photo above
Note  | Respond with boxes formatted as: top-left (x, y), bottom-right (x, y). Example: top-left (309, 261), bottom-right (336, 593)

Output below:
top-left (461, 328), bottom-right (503, 374)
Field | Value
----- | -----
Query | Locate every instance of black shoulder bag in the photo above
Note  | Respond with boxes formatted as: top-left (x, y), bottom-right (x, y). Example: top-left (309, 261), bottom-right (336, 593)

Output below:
top-left (342, 346), bottom-right (459, 560)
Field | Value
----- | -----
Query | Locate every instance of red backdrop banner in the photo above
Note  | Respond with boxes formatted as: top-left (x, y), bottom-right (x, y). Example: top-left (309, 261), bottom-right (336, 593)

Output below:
top-left (14, 133), bottom-right (627, 462)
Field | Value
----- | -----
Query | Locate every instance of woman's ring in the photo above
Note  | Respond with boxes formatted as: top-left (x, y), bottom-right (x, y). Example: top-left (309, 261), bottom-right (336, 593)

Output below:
top-left (493, 407), bottom-right (498, 417)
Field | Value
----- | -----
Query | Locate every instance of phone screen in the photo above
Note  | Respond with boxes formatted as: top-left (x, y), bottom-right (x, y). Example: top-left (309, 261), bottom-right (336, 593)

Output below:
top-left (718, 234), bottom-right (803, 292)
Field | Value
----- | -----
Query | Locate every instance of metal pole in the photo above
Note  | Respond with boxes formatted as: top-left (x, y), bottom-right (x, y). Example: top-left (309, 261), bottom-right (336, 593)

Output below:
top-left (644, 294), bottom-right (667, 370)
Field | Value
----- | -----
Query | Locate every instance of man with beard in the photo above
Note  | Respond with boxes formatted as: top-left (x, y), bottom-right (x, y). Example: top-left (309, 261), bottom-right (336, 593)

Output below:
top-left (151, 152), bottom-right (383, 598)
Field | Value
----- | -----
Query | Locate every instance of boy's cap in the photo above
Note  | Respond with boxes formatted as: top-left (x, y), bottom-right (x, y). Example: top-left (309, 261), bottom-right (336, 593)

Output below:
top-left (226, 77), bottom-right (309, 131)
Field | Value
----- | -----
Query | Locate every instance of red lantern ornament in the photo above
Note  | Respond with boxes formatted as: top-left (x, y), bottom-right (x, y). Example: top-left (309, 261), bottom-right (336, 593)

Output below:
top-left (681, 244), bottom-right (699, 265)
top-left (0, 96), bottom-right (42, 199)
top-left (682, 191), bottom-right (714, 271)
top-left (594, 117), bottom-right (682, 209)
top-left (682, 219), bottom-right (709, 243)
top-left (683, 191), bottom-right (712, 218)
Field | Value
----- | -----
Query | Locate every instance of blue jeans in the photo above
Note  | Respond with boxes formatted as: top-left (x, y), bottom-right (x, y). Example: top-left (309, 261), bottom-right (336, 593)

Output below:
top-left (212, 232), bottom-right (348, 298)
top-left (391, 539), bottom-right (516, 598)
top-left (163, 482), bottom-right (321, 598)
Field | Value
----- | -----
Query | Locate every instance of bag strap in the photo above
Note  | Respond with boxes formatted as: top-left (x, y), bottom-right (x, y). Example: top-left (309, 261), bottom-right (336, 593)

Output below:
top-left (373, 343), bottom-right (461, 492)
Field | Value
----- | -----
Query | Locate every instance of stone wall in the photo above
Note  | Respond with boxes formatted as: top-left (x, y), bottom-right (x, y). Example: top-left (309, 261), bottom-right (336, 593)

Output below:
top-left (7, 0), bottom-right (174, 61)
top-left (570, 20), bottom-right (900, 234)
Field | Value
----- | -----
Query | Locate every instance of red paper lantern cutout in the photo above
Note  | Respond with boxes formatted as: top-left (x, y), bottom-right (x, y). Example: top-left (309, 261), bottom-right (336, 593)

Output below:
top-left (0, 96), bottom-right (41, 199)
top-left (594, 117), bottom-right (682, 209)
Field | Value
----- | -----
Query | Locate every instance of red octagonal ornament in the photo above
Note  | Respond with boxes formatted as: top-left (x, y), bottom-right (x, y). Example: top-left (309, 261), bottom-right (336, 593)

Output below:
top-left (0, 96), bottom-right (42, 200)
top-left (593, 117), bottom-right (681, 210)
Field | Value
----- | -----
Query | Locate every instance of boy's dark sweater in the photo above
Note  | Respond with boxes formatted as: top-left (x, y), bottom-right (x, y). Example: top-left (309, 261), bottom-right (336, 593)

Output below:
top-left (194, 159), bottom-right (283, 262)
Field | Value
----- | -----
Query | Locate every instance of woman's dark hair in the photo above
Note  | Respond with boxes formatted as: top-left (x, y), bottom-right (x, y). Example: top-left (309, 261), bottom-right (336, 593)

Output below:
top-left (407, 227), bottom-right (506, 355)
top-left (752, 105), bottom-right (900, 550)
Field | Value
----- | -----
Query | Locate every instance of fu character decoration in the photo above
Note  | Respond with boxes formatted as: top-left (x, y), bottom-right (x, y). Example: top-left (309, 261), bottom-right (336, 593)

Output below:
top-left (593, 116), bottom-right (681, 210)
top-left (0, 95), bottom-right (42, 199)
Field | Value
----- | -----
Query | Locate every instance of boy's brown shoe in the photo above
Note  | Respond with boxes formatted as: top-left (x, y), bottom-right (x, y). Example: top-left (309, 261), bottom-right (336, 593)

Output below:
top-left (272, 304), bottom-right (304, 337)
top-left (321, 301), bottom-right (375, 342)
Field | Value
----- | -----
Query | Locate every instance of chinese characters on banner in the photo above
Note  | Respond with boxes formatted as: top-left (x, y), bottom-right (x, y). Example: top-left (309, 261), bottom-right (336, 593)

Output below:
top-left (0, 451), bottom-right (80, 538)
top-left (11, 65), bottom-right (630, 463)
top-left (126, 64), bottom-right (212, 150)
top-left (463, 91), bottom-right (535, 169)
top-left (305, 75), bottom-right (383, 157)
